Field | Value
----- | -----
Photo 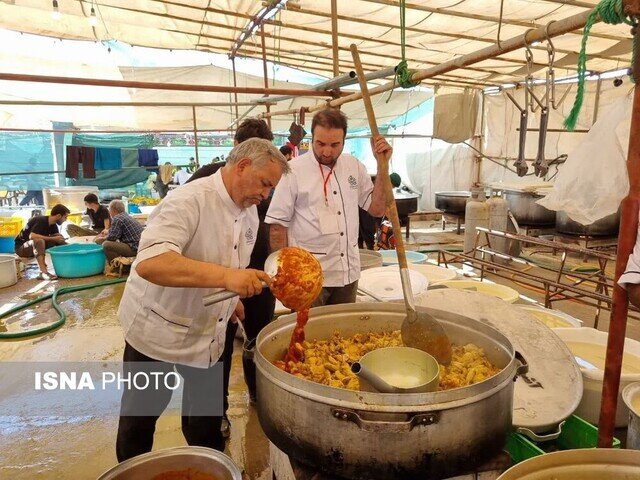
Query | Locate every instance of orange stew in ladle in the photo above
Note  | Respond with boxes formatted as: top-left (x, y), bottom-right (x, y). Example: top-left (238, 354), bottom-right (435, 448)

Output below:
top-left (270, 247), bottom-right (322, 371)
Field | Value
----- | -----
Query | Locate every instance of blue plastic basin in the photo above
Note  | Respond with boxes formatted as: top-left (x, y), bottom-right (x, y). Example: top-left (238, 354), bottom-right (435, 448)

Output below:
top-left (48, 243), bottom-right (106, 278)
top-left (380, 249), bottom-right (428, 266)
top-left (0, 237), bottom-right (14, 254)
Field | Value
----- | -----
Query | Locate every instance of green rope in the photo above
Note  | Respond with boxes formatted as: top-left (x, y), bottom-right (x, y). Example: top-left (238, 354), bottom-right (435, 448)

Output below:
top-left (564, 0), bottom-right (636, 131)
top-left (396, 0), bottom-right (419, 89)
top-left (0, 277), bottom-right (126, 339)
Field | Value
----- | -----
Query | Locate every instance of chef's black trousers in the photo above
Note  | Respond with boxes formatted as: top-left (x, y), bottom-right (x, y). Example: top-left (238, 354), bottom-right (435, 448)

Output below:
top-left (116, 342), bottom-right (224, 462)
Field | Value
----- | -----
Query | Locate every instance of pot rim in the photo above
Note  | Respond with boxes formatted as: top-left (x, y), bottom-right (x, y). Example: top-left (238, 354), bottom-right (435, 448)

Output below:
top-left (256, 302), bottom-right (518, 412)
top-left (622, 381), bottom-right (640, 416)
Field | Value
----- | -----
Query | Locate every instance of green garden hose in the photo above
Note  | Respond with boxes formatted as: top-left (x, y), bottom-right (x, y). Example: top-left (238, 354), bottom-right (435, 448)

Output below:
top-left (0, 277), bottom-right (126, 339)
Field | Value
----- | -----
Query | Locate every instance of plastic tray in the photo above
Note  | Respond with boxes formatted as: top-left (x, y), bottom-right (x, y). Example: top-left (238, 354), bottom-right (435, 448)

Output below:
top-left (505, 415), bottom-right (621, 465)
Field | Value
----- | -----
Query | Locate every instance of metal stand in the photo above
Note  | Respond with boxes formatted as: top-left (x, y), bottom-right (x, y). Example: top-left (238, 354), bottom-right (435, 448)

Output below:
top-left (553, 233), bottom-right (618, 252)
top-left (442, 212), bottom-right (465, 235)
top-left (437, 227), bottom-right (639, 328)
top-left (406, 209), bottom-right (443, 240)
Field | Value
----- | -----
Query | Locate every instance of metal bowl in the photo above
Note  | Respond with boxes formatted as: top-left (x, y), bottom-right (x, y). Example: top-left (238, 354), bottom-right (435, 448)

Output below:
top-left (355, 346), bottom-right (440, 393)
top-left (97, 446), bottom-right (242, 480)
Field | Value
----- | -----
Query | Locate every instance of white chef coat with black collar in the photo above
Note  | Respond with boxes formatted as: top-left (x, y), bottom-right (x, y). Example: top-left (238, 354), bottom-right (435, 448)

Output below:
top-left (619, 214), bottom-right (640, 289)
top-left (118, 170), bottom-right (258, 368)
top-left (265, 150), bottom-right (374, 287)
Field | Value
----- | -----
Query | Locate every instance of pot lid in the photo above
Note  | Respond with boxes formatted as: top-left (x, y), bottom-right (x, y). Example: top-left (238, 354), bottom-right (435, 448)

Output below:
top-left (358, 266), bottom-right (429, 301)
top-left (415, 289), bottom-right (583, 437)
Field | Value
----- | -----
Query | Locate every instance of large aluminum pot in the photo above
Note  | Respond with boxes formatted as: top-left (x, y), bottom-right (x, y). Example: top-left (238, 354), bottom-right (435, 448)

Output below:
top-left (503, 190), bottom-right (555, 226)
top-left (434, 191), bottom-right (470, 215)
top-left (256, 302), bottom-right (524, 480)
top-left (556, 210), bottom-right (620, 236)
top-left (97, 446), bottom-right (242, 480)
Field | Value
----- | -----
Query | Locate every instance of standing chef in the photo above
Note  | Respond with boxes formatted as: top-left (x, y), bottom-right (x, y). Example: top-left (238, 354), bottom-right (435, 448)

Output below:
top-left (266, 108), bottom-right (390, 306)
top-left (115, 138), bottom-right (289, 461)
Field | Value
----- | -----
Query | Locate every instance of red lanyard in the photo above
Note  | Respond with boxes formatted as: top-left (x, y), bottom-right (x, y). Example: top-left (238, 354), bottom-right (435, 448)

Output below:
top-left (318, 163), bottom-right (333, 204)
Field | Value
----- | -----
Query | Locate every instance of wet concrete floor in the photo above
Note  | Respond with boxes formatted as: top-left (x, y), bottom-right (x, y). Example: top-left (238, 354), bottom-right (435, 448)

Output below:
top-left (0, 256), bottom-right (271, 479)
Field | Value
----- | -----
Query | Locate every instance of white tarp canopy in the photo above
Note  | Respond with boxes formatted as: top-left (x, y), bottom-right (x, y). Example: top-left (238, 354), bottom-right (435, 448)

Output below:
top-left (0, 55), bottom-right (431, 131)
top-left (0, 0), bottom-right (633, 86)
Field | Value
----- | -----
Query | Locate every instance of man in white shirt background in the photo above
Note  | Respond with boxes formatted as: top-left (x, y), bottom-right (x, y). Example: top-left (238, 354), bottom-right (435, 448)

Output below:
top-left (172, 166), bottom-right (192, 185)
top-left (266, 108), bottom-right (390, 306)
top-left (115, 138), bottom-right (289, 461)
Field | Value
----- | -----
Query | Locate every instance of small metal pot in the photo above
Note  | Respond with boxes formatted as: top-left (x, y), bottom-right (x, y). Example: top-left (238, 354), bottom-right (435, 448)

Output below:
top-left (97, 446), bottom-right (242, 480)
top-left (503, 190), bottom-right (555, 226)
top-left (556, 210), bottom-right (620, 236)
top-left (434, 191), bottom-right (471, 215)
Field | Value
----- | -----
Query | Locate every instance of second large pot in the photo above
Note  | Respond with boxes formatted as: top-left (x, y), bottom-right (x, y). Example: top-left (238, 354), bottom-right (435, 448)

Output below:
top-left (503, 190), bottom-right (555, 226)
top-left (256, 303), bottom-right (522, 480)
top-left (556, 210), bottom-right (620, 236)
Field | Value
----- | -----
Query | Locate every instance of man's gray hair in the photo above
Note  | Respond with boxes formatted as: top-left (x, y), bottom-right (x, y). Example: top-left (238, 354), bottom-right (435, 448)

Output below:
top-left (109, 199), bottom-right (126, 214)
top-left (226, 138), bottom-right (291, 175)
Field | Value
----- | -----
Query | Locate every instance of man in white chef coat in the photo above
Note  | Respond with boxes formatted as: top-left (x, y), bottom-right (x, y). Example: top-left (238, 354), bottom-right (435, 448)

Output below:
top-left (266, 108), bottom-right (390, 306)
top-left (618, 214), bottom-right (640, 308)
top-left (115, 138), bottom-right (290, 461)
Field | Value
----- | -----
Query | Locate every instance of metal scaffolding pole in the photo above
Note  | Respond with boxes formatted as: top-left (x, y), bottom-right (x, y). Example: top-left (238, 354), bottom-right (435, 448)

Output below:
top-left (598, 0), bottom-right (640, 447)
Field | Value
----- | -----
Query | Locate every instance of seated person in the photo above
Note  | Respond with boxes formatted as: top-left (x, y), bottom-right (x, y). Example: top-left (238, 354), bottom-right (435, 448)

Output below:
top-left (172, 167), bottom-right (191, 186)
top-left (96, 200), bottom-right (143, 263)
top-left (279, 145), bottom-right (293, 161)
top-left (14, 204), bottom-right (70, 280)
top-left (67, 193), bottom-right (111, 237)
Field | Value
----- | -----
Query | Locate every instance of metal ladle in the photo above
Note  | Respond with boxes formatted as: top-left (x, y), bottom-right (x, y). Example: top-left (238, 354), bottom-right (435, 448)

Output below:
top-left (351, 44), bottom-right (452, 365)
top-left (202, 250), bottom-right (281, 307)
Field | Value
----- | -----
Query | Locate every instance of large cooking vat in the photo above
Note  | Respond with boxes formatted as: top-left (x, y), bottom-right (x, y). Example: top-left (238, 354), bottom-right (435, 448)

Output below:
top-left (556, 210), bottom-right (620, 236)
top-left (256, 303), bottom-right (524, 480)
top-left (434, 191), bottom-right (470, 215)
top-left (503, 190), bottom-right (555, 226)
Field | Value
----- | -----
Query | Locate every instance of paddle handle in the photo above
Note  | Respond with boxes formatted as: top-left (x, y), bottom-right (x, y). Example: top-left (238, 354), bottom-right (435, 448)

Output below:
top-left (203, 281), bottom-right (269, 306)
top-left (350, 44), bottom-right (409, 271)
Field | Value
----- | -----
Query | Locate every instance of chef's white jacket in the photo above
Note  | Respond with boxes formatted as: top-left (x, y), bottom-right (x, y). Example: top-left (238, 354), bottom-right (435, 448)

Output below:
top-left (118, 170), bottom-right (258, 368)
top-left (265, 151), bottom-right (374, 287)
top-left (619, 214), bottom-right (640, 289)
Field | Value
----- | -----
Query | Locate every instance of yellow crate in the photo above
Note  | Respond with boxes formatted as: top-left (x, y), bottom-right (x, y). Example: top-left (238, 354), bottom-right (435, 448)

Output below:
top-left (0, 217), bottom-right (23, 237)
top-left (67, 214), bottom-right (83, 225)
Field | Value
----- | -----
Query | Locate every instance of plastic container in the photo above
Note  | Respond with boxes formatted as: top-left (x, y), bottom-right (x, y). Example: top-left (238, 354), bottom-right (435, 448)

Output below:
top-left (0, 254), bottom-right (17, 288)
top-left (48, 244), bottom-right (106, 278)
top-left (408, 263), bottom-right (457, 285)
top-left (0, 217), bottom-right (23, 237)
top-left (505, 415), bottom-right (620, 465)
top-left (379, 249), bottom-right (428, 265)
top-left (554, 327), bottom-right (640, 426)
top-left (518, 305), bottom-right (583, 329)
top-left (436, 279), bottom-right (520, 303)
top-left (0, 237), bottom-right (14, 254)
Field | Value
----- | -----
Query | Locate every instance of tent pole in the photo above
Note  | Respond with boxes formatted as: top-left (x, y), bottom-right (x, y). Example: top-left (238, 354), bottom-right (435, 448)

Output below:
top-left (192, 106), bottom-right (200, 169)
top-left (260, 24), bottom-right (272, 129)
top-left (0, 72), bottom-right (346, 97)
top-left (262, 10), bottom-right (594, 118)
top-left (232, 58), bottom-right (240, 125)
top-left (597, 0), bottom-right (640, 447)
top-left (331, 0), bottom-right (340, 78)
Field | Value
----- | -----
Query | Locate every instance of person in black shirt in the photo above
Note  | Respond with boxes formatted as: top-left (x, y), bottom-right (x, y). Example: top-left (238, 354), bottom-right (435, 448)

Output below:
top-left (186, 118), bottom-right (273, 185)
top-left (15, 204), bottom-right (70, 280)
top-left (67, 193), bottom-right (111, 238)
